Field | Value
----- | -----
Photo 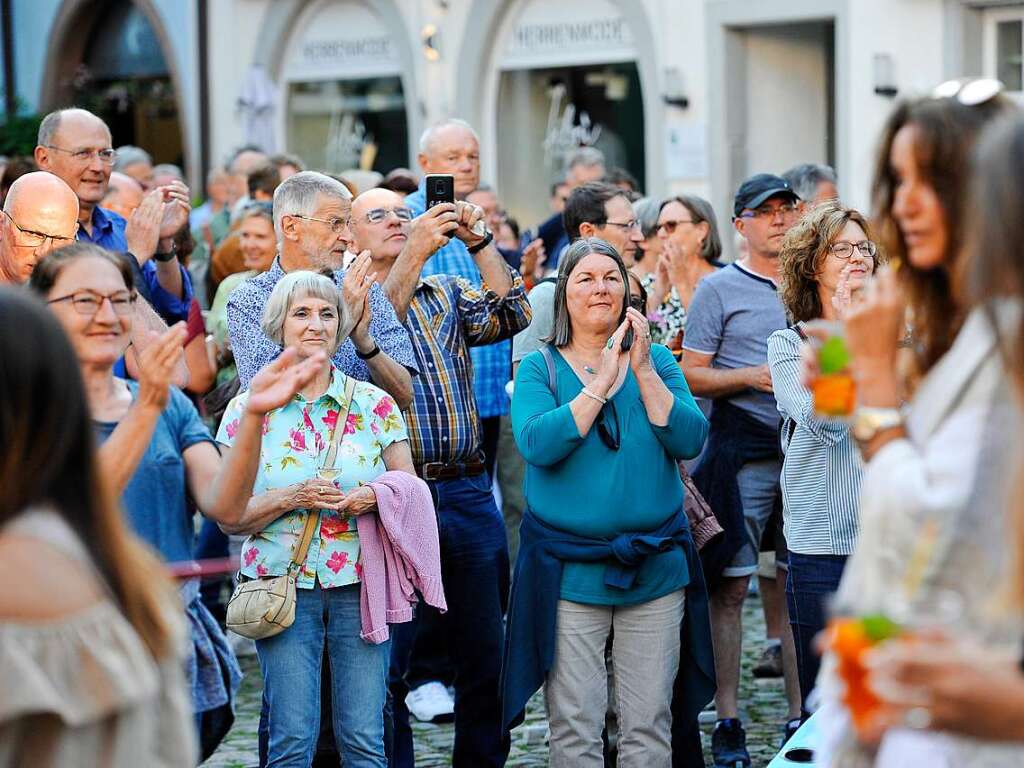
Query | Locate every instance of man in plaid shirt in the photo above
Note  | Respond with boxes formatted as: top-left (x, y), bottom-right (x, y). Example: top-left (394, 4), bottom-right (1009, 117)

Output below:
top-left (350, 186), bottom-right (531, 766)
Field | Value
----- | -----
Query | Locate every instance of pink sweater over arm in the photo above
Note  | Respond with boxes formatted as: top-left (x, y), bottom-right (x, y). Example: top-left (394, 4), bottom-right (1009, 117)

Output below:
top-left (355, 470), bottom-right (446, 643)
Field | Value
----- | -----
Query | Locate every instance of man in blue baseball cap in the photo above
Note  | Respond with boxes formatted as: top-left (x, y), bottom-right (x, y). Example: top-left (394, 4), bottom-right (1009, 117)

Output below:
top-left (682, 172), bottom-right (803, 766)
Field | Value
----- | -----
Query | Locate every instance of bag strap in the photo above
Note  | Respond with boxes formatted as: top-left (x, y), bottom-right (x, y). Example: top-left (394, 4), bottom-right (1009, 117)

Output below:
top-left (288, 375), bottom-right (358, 573)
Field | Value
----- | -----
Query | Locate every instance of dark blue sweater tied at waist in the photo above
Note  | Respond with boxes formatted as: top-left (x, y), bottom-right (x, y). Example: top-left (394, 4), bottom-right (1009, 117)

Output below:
top-left (499, 507), bottom-right (716, 733)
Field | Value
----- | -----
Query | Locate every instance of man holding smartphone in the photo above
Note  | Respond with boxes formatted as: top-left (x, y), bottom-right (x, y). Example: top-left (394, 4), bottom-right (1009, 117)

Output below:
top-left (351, 185), bottom-right (531, 767)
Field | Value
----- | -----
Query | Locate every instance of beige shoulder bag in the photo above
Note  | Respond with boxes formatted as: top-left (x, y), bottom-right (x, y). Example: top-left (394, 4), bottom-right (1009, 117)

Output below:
top-left (226, 376), bottom-right (357, 640)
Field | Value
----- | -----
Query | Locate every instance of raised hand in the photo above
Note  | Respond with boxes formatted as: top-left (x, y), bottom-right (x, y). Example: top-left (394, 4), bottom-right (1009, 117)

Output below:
top-left (520, 238), bottom-right (547, 280)
top-left (406, 204), bottom-right (458, 260)
top-left (452, 201), bottom-right (487, 248)
top-left (831, 263), bottom-right (858, 319)
top-left (592, 318), bottom-right (631, 395)
top-left (351, 292), bottom-right (373, 354)
top-left (625, 306), bottom-right (653, 375)
top-left (134, 322), bottom-right (188, 409)
top-left (157, 181), bottom-right (192, 240)
top-left (125, 189), bottom-right (164, 263)
top-left (245, 348), bottom-right (327, 415)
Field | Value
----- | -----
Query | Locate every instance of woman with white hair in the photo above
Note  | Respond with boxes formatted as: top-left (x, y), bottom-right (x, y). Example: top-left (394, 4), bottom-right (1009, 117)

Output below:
top-left (216, 270), bottom-right (421, 767)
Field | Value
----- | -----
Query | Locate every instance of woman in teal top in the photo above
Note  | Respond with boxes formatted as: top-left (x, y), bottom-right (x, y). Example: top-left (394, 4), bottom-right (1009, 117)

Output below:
top-left (510, 238), bottom-right (708, 766)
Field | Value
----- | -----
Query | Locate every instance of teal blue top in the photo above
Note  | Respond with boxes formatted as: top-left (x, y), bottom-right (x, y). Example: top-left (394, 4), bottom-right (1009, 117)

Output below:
top-left (511, 344), bottom-right (709, 605)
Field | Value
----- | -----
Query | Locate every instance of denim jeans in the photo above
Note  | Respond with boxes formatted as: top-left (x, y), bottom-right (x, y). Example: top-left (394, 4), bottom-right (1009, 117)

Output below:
top-left (390, 472), bottom-right (511, 767)
top-left (785, 551), bottom-right (848, 715)
top-left (256, 582), bottom-right (390, 768)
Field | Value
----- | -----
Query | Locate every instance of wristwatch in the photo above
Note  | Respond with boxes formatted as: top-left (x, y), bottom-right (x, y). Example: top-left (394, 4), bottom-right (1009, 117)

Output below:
top-left (355, 344), bottom-right (381, 361)
top-left (154, 243), bottom-right (178, 263)
top-left (467, 229), bottom-right (494, 254)
top-left (852, 406), bottom-right (904, 442)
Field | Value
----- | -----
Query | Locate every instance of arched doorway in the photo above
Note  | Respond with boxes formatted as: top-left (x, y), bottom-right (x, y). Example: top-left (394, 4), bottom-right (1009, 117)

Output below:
top-left (278, 0), bottom-right (410, 174)
top-left (42, 0), bottom-right (184, 167)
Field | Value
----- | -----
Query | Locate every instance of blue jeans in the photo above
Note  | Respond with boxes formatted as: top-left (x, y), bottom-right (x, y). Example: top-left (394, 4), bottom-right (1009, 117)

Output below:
top-left (785, 551), bottom-right (848, 716)
top-left (257, 582), bottom-right (390, 768)
top-left (390, 473), bottom-right (510, 767)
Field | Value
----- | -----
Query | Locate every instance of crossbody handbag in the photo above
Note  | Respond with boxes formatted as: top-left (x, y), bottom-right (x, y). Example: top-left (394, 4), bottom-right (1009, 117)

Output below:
top-left (225, 376), bottom-right (357, 640)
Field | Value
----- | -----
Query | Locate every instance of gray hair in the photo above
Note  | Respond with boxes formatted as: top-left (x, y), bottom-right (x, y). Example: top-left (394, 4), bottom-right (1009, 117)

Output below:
top-left (546, 238), bottom-right (629, 347)
top-left (153, 163), bottom-right (184, 181)
top-left (272, 171), bottom-right (351, 241)
top-left (659, 195), bottom-right (723, 264)
top-left (418, 119), bottom-right (479, 154)
top-left (260, 270), bottom-right (351, 351)
top-left (38, 108), bottom-right (108, 147)
top-left (632, 196), bottom-right (662, 240)
top-left (113, 145), bottom-right (153, 171)
top-left (782, 163), bottom-right (837, 203)
top-left (567, 146), bottom-right (606, 171)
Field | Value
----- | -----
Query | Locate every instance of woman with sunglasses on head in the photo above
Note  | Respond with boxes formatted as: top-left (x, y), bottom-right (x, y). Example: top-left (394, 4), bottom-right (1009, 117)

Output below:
top-left (504, 237), bottom-right (714, 767)
top-left (811, 81), bottom-right (1024, 766)
top-left (28, 242), bottom-right (324, 759)
top-left (849, 103), bottom-right (1024, 760)
top-left (766, 201), bottom-right (879, 721)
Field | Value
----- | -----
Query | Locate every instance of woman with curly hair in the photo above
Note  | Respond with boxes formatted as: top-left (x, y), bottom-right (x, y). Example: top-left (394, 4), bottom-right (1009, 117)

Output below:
top-left (767, 201), bottom-right (878, 716)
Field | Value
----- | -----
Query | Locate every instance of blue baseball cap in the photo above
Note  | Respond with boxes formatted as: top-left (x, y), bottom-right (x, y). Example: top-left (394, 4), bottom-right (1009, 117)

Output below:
top-left (733, 173), bottom-right (799, 218)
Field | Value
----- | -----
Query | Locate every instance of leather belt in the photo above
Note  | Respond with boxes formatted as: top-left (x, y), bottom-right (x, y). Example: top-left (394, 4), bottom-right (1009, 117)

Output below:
top-left (415, 457), bottom-right (486, 482)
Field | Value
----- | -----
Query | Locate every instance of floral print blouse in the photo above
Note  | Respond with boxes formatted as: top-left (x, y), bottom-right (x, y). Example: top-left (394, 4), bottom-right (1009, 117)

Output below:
top-left (216, 368), bottom-right (408, 589)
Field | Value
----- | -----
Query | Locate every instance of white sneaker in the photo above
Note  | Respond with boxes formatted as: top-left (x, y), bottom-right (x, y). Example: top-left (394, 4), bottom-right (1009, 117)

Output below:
top-left (405, 681), bottom-right (455, 723)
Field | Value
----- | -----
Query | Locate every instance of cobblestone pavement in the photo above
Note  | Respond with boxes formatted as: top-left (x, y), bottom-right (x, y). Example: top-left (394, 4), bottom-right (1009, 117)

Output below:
top-left (204, 593), bottom-right (790, 767)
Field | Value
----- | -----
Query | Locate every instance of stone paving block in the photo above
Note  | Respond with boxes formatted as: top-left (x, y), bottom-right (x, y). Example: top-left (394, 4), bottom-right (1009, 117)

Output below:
top-left (204, 595), bottom-right (790, 767)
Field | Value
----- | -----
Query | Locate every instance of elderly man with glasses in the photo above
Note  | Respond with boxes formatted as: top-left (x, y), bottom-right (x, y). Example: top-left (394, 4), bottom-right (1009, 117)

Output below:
top-left (34, 108), bottom-right (194, 324)
top-left (227, 171), bottom-right (415, 408)
top-left (681, 173), bottom-right (804, 767)
top-left (350, 185), bottom-right (530, 767)
top-left (0, 171), bottom-right (80, 283)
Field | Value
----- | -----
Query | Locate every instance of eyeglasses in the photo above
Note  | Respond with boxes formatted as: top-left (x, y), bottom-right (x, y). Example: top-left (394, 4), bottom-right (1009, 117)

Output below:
top-left (43, 145), bottom-right (117, 165)
top-left (737, 203), bottom-right (799, 220)
top-left (47, 290), bottom-right (136, 316)
top-left (657, 219), bottom-right (697, 235)
top-left (596, 401), bottom-right (620, 451)
top-left (2, 209), bottom-right (79, 248)
top-left (603, 220), bottom-right (640, 231)
top-left (829, 240), bottom-right (877, 259)
top-left (365, 207), bottom-right (413, 224)
top-left (931, 77), bottom-right (1004, 106)
top-left (291, 214), bottom-right (350, 234)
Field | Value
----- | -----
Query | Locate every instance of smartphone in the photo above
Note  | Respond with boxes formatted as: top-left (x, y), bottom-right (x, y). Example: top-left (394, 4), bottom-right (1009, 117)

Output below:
top-left (425, 174), bottom-right (455, 209)
top-left (621, 326), bottom-right (634, 352)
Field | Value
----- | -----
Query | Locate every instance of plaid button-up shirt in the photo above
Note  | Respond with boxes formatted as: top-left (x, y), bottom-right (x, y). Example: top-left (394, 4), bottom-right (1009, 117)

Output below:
top-left (407, 185), bottom-right (514, 418)
top-left (405, 271), bottom-right (531, 464)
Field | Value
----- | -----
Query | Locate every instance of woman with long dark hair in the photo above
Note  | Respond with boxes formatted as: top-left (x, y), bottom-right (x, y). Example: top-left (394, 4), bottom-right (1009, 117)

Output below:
top-left (814, 81), bottom-right (1024, 766)
top-left (0, 286), bottom-right (194, 766)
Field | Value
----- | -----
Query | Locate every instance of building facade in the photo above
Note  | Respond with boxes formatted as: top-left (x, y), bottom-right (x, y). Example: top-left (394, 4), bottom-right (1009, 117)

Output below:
top-left (4, 0), bottom-right (1023, 248)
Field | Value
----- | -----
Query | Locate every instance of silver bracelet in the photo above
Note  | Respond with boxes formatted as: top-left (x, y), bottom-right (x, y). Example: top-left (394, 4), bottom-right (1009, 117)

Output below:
top-left (580, 387), bottom-right (607, 404)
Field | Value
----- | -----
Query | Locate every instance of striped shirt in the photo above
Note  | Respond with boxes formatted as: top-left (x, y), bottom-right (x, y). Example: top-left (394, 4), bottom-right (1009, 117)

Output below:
top-left (405, 272), bottom-right (532, 465)
top-left (407, 185), bottom-right (513, 419)
top-left (767, 327), bottom-right (862, 555)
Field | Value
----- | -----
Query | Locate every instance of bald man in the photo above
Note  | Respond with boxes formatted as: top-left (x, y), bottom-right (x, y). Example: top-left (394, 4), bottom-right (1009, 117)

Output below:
top-left (101, 171), bottom-right (145, 219)
top-left (34, 107), bottom-right (194, 324)
top-left (0, 172), bottom-right (79, 283)
top-left (351, 186), bottom-right (530, 766)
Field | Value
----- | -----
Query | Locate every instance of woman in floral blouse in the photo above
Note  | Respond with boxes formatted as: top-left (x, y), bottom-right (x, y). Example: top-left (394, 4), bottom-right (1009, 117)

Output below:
top-left (216, 270), bottom-right (414, 768)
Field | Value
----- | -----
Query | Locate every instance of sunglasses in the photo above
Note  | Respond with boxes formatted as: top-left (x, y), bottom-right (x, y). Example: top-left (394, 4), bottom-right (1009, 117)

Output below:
top-left (597, 401), bottom-right (620, 451)
top-left (930, 77), bottom-right (1004, 106)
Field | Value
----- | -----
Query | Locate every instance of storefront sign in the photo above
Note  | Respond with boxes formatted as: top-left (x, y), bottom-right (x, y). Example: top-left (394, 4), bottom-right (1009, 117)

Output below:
top-left (501, 0), bottom-right (636, 70)
top-left (284, 0), bottom-right (401, 80)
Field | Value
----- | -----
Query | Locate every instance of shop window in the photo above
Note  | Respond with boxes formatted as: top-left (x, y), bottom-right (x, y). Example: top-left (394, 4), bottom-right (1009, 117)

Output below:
top-left (985, 7), bottom-right (1024, 94)
top-left (286, 77), bottom-right (408, 174)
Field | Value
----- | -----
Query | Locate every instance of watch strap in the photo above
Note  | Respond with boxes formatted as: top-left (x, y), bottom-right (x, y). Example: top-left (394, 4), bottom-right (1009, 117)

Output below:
top-left (467, 230), bottom-right (494, 254)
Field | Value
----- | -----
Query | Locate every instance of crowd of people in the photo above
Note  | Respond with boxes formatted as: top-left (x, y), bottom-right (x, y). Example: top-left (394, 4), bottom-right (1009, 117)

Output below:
top-left (2, 73), bottom-right (1024, 768)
